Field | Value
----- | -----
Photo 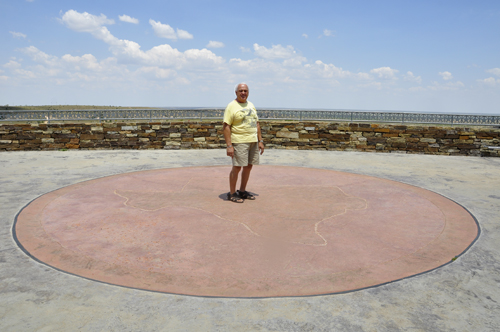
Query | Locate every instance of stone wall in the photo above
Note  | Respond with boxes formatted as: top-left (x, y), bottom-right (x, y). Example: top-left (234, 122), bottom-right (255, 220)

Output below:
top-left (1, 121), bottom-right (499, 156)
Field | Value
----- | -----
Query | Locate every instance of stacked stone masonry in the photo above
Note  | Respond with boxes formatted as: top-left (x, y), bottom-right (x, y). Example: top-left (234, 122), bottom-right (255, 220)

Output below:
top-left (1, 121), bottom-right (499, 157)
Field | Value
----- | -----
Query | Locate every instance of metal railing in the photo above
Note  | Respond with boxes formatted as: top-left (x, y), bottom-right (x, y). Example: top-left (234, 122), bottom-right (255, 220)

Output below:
top-left (1, 109), bottom-right (499, 126)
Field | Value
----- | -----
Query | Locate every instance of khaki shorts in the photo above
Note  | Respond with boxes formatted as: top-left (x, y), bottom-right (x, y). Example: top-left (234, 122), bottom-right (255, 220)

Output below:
top-left (233, 142), bottom-right (260, 167)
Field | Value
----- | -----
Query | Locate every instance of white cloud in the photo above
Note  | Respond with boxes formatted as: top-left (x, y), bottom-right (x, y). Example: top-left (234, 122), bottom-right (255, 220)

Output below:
top-left (12, 46), bottom-right (130, 83)
top-left (477, 77), bottom-right (498, 86)
top-left (404, 71), bottom-right (422, 84)
top-left (253, 44), bottom-right (307, 67)
top-left (323, 29), bottom-right (334, 37)
top-left (119, 15), bottom-right (139, 24)
top-left (21, 46), bottom-right (59, 67)
top-left (10, 9), bottom-right (494, 111)
top-left (149, 19), bottom-right (176, 39)
top-left (176, 29), bottom-right (193, 40)
top-left (305, 60), bottom-right (368, 80)
top-left (149, 19), bottom-right (193, 40)
top-left (451, 81), bottom-right (465, 87)
top-left (370, 67), bottom-right (399, 80)
top-left (3, 60), bottom-right (22, 69)
top-left (136, 66), bottom-right (176, 79)
top-left (229, 57), bottom-right (278, 72)
top-left (10, 31), bottom-right (27, 39)
top-left (428, 80), bottom-right (465, 91)
top-left (129, 41), bottom-right (223, 70)
top-left (14, 68), bottom-right (37, 79)
top-left (60, 10), bottom-right (115, 33)
top-left (302, 33), bottom-right (308, 38)
top-left (240, 47), bottom-right (250, 53)
top-left (228, 56), bottom-right (318, 86)
top-left (183, 48), bottom-right (225, 67)
top-left (439, 71), bottom-right (453, 80)
top-left (486, 68), bottom-right (500, 77)
top-left (206, 41), bottom-right (224, 49)
top-left (59, 11), bottom-right (222, 71)
top-left (62, 54), bottom-right (102, 71)
top-left (253, 44), bottom-right (297, 59)
top-left (281, 58), bottom-right (302, 67)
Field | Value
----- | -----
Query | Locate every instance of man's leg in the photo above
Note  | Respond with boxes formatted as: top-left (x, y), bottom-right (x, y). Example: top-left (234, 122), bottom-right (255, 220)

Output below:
top-left (229, 166), bottom-right (242, 194)
top-left (239, 164), bottom-right (253, 192)
top-left (239, 142), bottom-right (259, 196)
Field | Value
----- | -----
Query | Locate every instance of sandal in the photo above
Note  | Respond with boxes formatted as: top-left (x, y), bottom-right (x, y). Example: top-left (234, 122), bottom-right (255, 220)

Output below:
top-left (237, 190), bottom-right (256, 200)
top-left (227, 192), bottom-right (244, 203)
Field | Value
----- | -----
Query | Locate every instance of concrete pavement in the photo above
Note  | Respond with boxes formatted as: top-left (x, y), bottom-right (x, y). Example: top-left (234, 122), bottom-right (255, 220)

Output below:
top-left (1, 149), bottom-right (499, 331)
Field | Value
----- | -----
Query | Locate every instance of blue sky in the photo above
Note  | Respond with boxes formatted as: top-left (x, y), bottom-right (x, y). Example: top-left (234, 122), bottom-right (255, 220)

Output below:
top-left (1, 0), bottom-right (499, 113)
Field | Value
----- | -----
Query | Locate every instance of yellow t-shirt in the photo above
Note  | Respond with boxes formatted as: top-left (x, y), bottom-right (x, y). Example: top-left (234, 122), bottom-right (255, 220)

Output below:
top-left (223, 100), bottom-right (259, 144)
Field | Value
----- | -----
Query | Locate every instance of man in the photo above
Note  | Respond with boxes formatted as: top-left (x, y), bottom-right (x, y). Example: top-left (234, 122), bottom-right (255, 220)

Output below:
top-left (223, 83), bottom-right (265, 203)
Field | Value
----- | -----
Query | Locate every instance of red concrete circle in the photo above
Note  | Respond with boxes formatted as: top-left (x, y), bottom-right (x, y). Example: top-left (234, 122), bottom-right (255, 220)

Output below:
top-left (15, 166), bottom-right (478, 297)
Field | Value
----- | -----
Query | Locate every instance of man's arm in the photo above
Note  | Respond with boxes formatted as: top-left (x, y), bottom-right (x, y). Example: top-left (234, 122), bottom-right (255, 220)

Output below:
top-left (257, 122), bottom-right (265, 155)
top-left (223, 122), bottom-right (234, 158)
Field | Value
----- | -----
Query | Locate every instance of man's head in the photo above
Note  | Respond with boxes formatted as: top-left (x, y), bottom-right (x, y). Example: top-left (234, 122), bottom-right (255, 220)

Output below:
top-left (235, 83), bottom-right (249, 103)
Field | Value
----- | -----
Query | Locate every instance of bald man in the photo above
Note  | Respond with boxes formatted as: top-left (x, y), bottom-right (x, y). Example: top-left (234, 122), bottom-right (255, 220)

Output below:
top-left (223, 83), bottom-right (265, 203)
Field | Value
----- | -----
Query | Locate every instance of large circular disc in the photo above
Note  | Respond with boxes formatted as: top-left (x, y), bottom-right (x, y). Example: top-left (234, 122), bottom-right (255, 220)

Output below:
top-left (14, 166), bottom-right (478, 297)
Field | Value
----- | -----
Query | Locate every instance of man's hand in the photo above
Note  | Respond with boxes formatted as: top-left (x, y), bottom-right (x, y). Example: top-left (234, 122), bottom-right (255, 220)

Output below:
top-left (223, 122), bottom-right (234, 158)
top-left (257, 122), bottom-right (264, 155)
